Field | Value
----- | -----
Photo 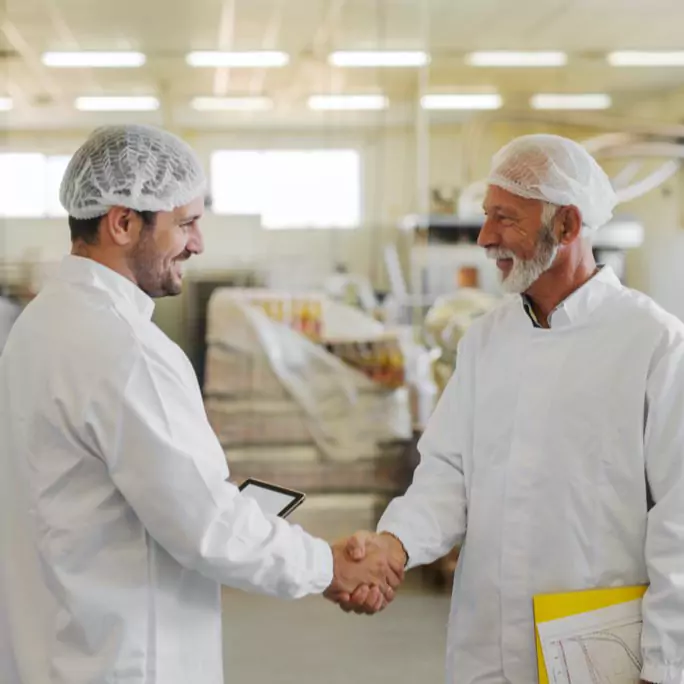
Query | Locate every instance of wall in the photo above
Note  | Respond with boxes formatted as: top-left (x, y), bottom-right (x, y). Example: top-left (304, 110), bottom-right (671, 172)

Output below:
top-left (617, 92), bottom-right (684, 320)
top-left (0, 126), bottom-right (417, 291)
top-left (619, 170), bottom-right (684, 320)
top-left (1, 116), bottom-right (683, 318)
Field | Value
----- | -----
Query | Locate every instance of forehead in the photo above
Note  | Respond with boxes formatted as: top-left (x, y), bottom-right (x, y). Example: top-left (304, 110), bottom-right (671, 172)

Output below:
top-left (173, 195), bottom-right (205, 221)
top-left (483, 185), bottom-right (543, 216)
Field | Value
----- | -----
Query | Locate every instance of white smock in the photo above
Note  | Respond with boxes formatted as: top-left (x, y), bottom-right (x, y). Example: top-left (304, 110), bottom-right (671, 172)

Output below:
top-left (0, 296), bottom-right (21, 355)
top-left (379, 266), bottom-right (684, 684)
top-left (0, 255), bottom-right (333, 684)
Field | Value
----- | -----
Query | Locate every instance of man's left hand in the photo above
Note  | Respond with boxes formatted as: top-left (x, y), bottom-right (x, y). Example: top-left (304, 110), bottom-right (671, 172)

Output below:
top-left (330, 531), bottom-right (407, 615)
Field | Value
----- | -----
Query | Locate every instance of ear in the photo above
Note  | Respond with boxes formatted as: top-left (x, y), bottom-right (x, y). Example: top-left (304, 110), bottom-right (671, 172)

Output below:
top-left (558, 206), bottom-right (583, 245)
top-left (101, 207), bottom-right (142, 247)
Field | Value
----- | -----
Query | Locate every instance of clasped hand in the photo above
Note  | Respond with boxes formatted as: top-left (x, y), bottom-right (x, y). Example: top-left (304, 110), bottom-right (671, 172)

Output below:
top-left (324, 531), bottom-right (407, 615)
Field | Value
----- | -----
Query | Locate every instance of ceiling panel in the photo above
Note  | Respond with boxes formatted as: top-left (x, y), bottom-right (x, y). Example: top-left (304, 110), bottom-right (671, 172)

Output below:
top-left (1, 0), bottom-right (683, 129)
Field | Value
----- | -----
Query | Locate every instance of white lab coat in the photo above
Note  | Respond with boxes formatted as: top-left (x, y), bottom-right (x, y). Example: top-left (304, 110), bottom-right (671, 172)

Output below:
top-left (0, 296), bottom-right (21, 355)
top-left (379, 266), bottom-right (684, 684)
top-left (0, 255), bottom-right (333, 684)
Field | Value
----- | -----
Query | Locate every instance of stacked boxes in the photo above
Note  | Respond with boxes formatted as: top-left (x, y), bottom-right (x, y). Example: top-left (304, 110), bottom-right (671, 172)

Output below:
top-left (323, 337), bottom-right (405, 390)
top-left (248, 293), bottom-right (324, 342)
top-left (203, 288), bottom-right (413, 503)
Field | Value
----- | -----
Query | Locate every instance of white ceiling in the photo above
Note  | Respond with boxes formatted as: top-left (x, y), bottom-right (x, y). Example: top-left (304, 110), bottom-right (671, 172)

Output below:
top-left (1, 0), bottom-right (684, 129)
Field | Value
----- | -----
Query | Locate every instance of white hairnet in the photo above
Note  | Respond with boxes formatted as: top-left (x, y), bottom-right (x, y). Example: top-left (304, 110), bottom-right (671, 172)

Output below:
top-left (60, 124), bottom-right (206, 220)
top-left (486, 134), bottom-right (617, 232)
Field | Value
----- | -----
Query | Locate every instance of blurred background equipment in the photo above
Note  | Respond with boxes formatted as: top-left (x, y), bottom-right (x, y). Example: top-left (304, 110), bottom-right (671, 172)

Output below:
top-left (1, 0), bottom-right (684, 679)
top-left (423, 288), bottom-right (500, 394)
top-left (203, 288), bottom-right (412, 468)
top-left (323, 263), bottom-right (378, 314)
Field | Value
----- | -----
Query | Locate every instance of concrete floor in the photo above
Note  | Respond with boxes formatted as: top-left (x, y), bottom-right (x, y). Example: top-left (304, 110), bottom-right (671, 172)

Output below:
top-left (222, 573), bottom-right (451, 684)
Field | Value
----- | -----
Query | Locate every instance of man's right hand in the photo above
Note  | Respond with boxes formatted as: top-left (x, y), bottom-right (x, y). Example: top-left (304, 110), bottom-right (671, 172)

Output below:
top-left (325, 531), bottom-right (408, 615)
top-left (323, 536), bottom-right (404, 608)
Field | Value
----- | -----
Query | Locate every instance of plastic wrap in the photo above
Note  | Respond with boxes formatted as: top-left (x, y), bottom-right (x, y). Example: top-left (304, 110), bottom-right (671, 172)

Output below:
top-left (204, 290), bottom-right (412, 461)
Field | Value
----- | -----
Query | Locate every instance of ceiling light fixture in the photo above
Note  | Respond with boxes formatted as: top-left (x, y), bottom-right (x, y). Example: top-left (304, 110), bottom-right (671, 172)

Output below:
top-left (75, 96), bottom-right (160, 111)
top-left (328, 51), bottom-right (430, 67)
top-left (307, 94), bottom-right (389, 110)
top-left (530, 93), bottom-right (612, 110)
top-left (191, 96), bottom-right (274, 111)
top-left (42, 52), bottom-right (146, 67)
top-left (465, 51), bottom-right (567, 67)
top-left (607, 51), bottom-right (684, 66)
top-left (186, 51), bottom-right (289, 67)
top-left (421, 93), bottom-right (503, 110)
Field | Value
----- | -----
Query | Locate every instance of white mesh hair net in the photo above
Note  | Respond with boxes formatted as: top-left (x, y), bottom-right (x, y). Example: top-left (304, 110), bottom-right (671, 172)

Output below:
top-left (486, 134), bottom-right (617, 232)
top-left (60, 124), bottom-right (207, 220)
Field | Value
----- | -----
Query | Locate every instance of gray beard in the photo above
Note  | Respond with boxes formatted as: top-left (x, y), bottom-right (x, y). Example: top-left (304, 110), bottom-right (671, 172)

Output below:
top-left (488, 223), bottom-right (560, 294)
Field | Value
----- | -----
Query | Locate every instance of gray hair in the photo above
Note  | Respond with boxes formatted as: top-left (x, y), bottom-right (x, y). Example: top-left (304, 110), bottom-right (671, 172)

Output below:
top-left (540, 201), bottom-right (590, 239)
top-left (540, 202), bottom-right (559, 228)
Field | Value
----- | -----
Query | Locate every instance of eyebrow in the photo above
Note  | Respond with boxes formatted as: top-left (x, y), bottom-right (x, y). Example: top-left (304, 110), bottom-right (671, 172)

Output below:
top-left (179, 214), bottom-right (202, 223)
top-left (483, 204), bottom-right (520, 215)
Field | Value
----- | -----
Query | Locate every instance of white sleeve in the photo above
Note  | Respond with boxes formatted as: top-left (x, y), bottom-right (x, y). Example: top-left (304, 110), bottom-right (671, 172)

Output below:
top-left (377, 345), bottom-right (469, 569)
top-left (88, 345), bottom-right (333, 600)
top-left (641, 333), bottom-right (684, 684)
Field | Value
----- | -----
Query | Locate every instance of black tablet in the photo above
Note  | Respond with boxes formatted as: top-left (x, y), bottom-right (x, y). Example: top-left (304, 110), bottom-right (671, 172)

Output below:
top-left (238, 478), bottom-right (306, 518)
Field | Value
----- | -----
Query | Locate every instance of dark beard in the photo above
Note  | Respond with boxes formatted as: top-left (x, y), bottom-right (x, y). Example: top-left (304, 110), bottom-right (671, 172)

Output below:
top-left (128, 230), bottom-right (183, 298)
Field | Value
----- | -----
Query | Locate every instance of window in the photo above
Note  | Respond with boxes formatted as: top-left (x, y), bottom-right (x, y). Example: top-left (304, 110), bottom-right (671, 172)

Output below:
top-left (210, 149), bottom-right (361, 229)
top-left (0, 154), bottom-right (45, 218)
top-left (0, 153), bottom-right (71, 218)
top-left (46, 155), bottom-right (71, 217)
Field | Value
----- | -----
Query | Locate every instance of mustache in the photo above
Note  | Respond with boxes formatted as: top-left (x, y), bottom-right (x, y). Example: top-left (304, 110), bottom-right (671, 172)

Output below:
top-left (486, 247), bottom-right (516, 260)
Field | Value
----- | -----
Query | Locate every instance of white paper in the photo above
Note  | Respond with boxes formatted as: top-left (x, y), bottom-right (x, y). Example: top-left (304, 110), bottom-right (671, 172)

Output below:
top-left (537, 599), bottom-right (643, 684)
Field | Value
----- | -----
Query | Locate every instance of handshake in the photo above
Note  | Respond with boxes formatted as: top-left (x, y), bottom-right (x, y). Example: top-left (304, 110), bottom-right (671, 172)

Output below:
top-left (324, 531), bottom-right (408, 615)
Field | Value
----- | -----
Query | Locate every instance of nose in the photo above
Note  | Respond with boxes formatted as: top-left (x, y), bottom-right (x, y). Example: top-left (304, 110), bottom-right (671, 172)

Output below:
top-left (188, 225), bottom-right (205, 256)
top-left (477, 217), bottom-right (499, 248)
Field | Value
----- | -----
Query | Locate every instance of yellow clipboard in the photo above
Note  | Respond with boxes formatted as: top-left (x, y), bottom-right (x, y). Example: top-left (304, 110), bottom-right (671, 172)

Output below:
top-left (533, 585), bottom-right (647, 684)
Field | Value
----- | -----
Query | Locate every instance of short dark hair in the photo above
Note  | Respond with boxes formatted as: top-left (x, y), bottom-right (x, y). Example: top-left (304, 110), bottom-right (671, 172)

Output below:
top-left (68, 210), bottom-right (157, 244)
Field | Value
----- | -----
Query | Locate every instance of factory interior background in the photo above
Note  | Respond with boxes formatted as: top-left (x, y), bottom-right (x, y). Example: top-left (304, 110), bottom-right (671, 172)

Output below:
top-left (1, 0), bottom-right (683, 681)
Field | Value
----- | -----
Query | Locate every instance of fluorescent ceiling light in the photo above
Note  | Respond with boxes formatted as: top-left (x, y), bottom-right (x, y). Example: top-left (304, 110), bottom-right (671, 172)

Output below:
top-left (531, 93), bottom-right (612, 110)
top-left (186, 51), bottom-right (289, 67)
top-left (421, 93), bottom-right (502, 110)
top-left (0, 97), bottom-right (13, 111)
top-left (466, 51), bottom-right (567, 67)
top-left (328, 51), bottom-right (429, 67)
top-left (607, 51), bottom-right (684, 66)
top-left (191, 96), bottom-right (273, 111)
top-left (75, 96), bottom-right (160, 111)
top-left (43, 51), bottom-right (146, 67)
top-left (307, 94), bottom-right (389, 110)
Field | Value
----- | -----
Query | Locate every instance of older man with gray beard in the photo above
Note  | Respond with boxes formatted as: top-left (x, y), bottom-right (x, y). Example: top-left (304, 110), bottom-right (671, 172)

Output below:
top-left (331, 134), bottom-right (684, 684)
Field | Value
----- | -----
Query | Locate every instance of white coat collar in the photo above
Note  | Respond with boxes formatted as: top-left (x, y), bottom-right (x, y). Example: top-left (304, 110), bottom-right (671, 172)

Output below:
top-left (58, 255), bottom-right (155, 321)
top-left (525, 265), bottom-right (623, 330)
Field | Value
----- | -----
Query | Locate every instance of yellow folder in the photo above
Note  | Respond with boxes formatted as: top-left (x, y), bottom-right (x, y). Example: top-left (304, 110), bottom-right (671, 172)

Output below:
top-left (533, 585), bottom-right (647, 684)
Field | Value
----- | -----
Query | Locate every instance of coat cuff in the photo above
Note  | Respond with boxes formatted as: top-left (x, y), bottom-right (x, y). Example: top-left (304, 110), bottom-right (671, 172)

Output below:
top-left (308, 538), bottom-right (334, 594)
top-left (642, 658), bottom-right (684, 684)
top-left (376, 523), bottom-right (418, 570)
